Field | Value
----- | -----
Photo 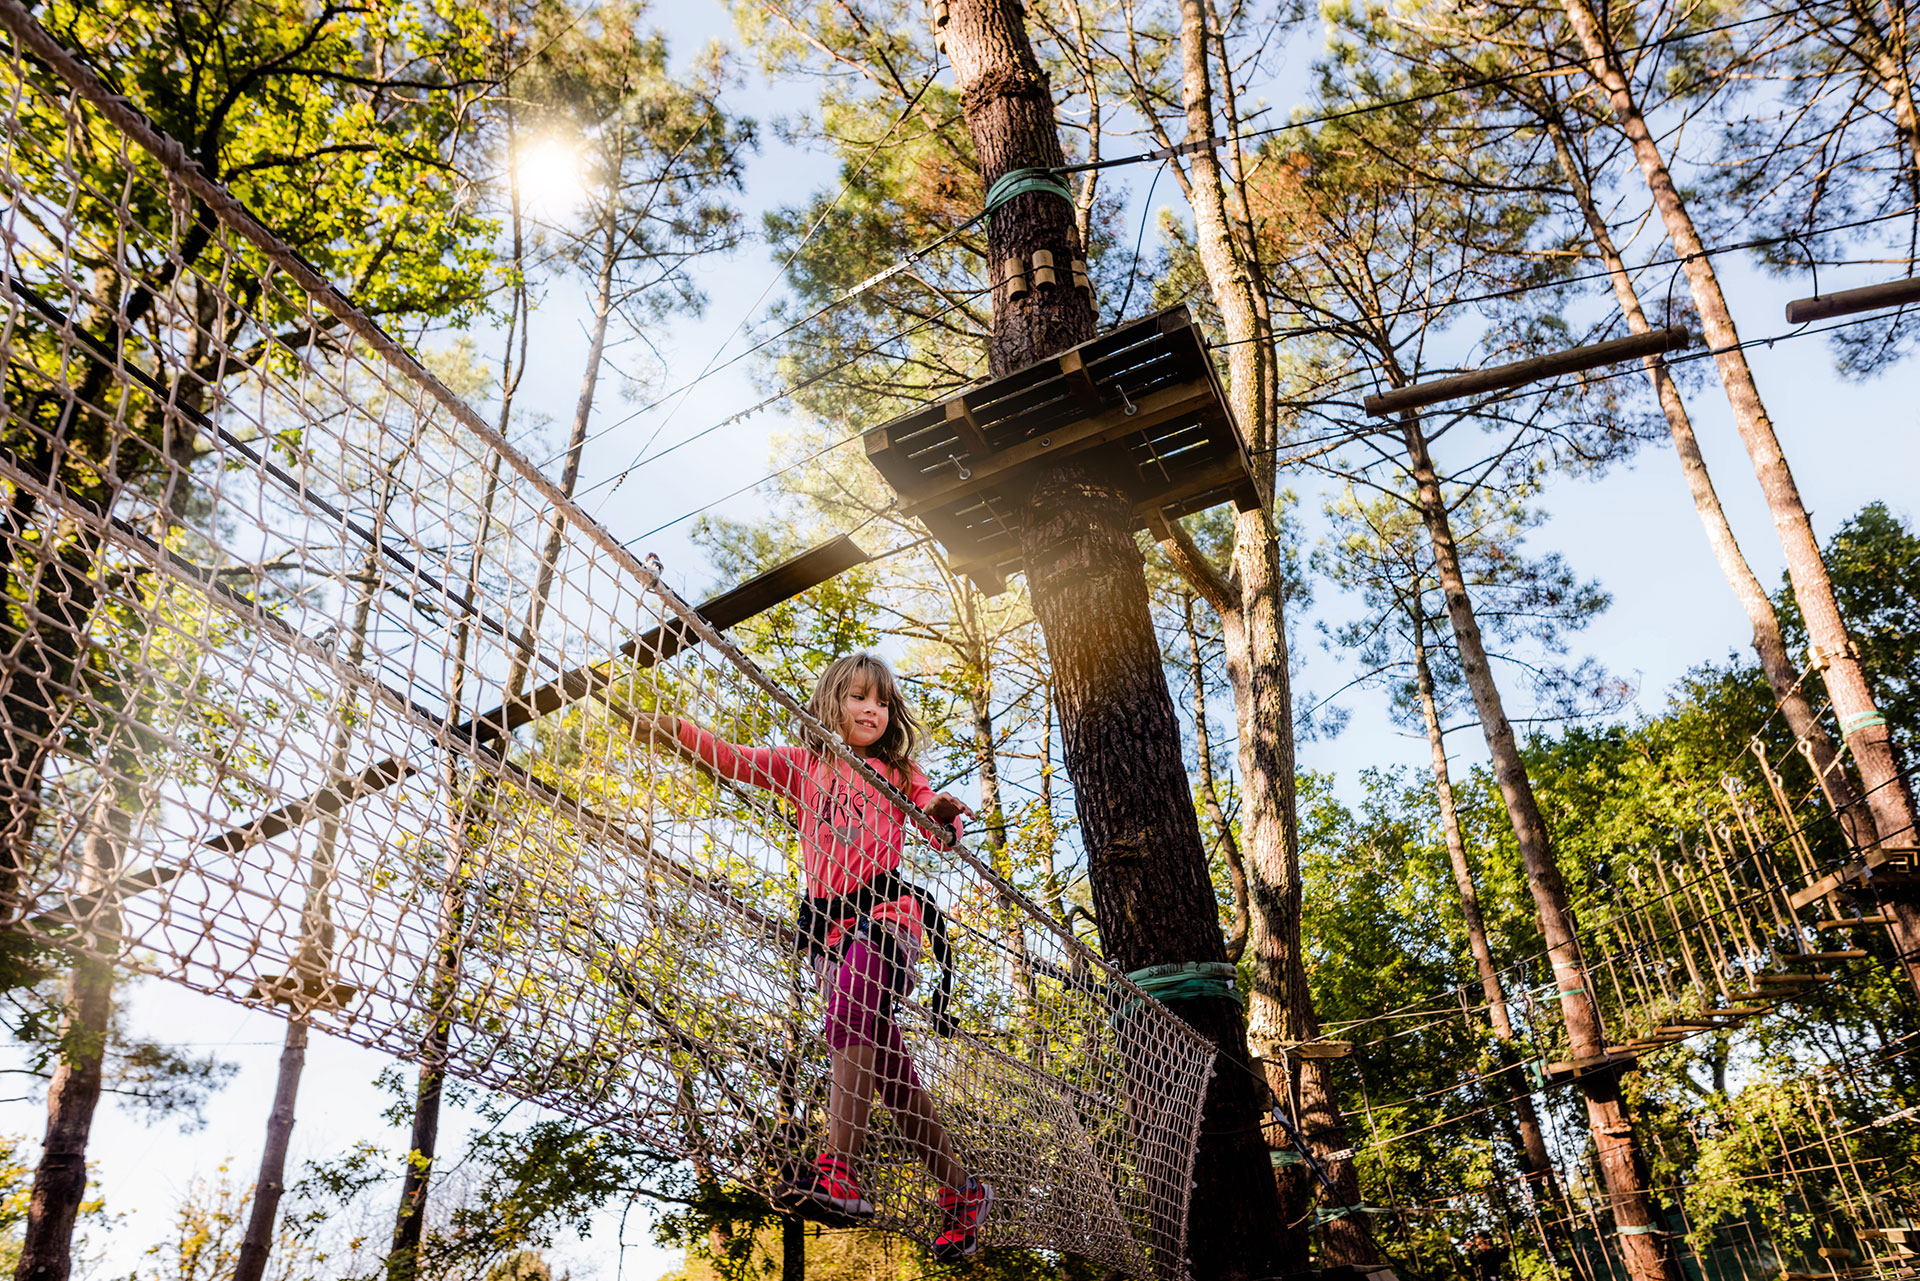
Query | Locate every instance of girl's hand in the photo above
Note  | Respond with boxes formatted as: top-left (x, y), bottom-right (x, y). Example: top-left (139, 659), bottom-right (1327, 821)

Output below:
top-left (925, 792), bottom-right (974, 840)
top-left (630, 712), bottom-right (680, 747)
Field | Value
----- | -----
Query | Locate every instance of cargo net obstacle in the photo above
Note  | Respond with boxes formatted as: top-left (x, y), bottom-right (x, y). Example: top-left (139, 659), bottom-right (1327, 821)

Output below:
top-left (0, 8), bottom-right (1217, 1274)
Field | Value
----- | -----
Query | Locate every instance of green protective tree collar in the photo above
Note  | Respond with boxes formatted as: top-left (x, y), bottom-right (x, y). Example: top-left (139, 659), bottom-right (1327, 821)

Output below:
top-left (1841, 709), bottom-right (1888, 734)
top-left (1124, 961), bottom-right (1243, 1004)
top-left (983, 167), bottom-right (1076, 221)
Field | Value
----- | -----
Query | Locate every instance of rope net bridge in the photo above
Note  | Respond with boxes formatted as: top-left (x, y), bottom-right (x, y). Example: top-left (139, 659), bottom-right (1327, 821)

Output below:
top-left (0, 9), bottom-right (1218, 1274)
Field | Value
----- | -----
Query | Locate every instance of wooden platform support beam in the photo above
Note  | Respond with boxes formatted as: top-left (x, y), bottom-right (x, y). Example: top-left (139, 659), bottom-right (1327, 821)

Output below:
top-left (1363, 326), bottom-right (1693, 417)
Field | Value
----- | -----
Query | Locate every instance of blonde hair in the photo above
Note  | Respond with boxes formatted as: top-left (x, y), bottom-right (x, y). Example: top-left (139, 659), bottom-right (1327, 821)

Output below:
top-left (805, 652), bottom-right (922, 776)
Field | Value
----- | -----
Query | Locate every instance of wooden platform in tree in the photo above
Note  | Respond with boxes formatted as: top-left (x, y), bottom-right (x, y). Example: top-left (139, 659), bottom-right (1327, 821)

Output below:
top-left (862, 305), bottom-right (1262, 594)
top-left (1541, 1049), bottom-right (1638, 1085)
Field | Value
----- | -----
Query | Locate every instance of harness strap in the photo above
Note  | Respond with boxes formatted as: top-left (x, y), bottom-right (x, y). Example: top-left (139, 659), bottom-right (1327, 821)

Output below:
top-left (796, 870), bottom-right (957, 1037)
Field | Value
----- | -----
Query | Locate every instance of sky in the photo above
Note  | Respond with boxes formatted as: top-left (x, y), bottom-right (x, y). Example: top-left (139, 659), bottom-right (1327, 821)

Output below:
top-left (6, 2), bottom-right (1919, 1277)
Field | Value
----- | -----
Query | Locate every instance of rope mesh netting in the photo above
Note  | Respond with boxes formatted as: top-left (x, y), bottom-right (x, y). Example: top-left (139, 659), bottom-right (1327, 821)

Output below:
top-left (0, 7), bottom-right (1217, 1273)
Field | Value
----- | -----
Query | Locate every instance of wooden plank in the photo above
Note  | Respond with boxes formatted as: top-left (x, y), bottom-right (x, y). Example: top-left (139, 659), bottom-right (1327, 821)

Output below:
top-left (1817, 915), bottom-right (1889, 928)
top-left (898, 380), bottom-right (1217, 518)
top-left (1782, 950), bottom-right (1869, 964)
top-left (1059, 349), bottom-right (1101, 411)
top-left (945, 397), bottom-right (991, 458)
top-left (1790, 864), bottom-right (1863, 910)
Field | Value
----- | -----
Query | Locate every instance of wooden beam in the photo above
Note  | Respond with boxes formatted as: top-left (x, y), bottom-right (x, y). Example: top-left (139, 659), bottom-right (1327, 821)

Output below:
top-left (203, 535), bottom-right (870, 855)
top-left (1785, 276), bottom-right (1920, 324)
top-left (1790, 863), bottom-right (1866, 910)
top-left (945, 397), bottom-right (991, 457)
top-left (26, 865), bottom-right (184, 931)
top-left (1363, 326), bottom-right (1693, 418)
top-left (898, 380), bottom-right (1216, 518)
top-left (1059, 349), bottom-right (1101, 411)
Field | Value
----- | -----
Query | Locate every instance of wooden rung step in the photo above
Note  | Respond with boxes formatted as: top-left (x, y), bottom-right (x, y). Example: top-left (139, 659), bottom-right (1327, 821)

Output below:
top-left (1754, 973), bottom-right (1821, 985)
top-left (1783, 950), bottom-right (1869, 964)
top-left (1655, 1023), bottom-right (1721, 1033)
top-left (1818, 916), bottom-right (1889, 928)
top-left (1701, 1006), bottom-right (1768, 1018)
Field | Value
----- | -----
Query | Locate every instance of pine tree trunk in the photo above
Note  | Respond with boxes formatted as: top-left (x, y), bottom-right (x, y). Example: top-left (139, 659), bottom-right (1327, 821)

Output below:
top-left (235, 1021), bottom-right (307, 1281)
top-left (240, 516), bottom-right (388, 1281)
top-left (1557, 0), bottom-right (1920, 990)
top-left (1169, 0), bottom-right (1373, 1265)
top-left (1410, 621), bottom-right (1574, 1271)
top-left (943, 3), bottom-right (1281, 1273)
top-left (1182, 595), bottom-right (1248, 962)
top-left (1402, 415), bottom-right (1680, 1281)
top-left (14, 793), bottom-right (128, 1281)
top-left (1539, 115), bottom-right (1879, 858)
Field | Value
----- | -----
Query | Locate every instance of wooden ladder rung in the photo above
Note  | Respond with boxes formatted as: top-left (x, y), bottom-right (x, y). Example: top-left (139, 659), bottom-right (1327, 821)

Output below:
top-left (1783, 950), bottom-right (1869, 964)
top-left (1817, 916), bottom-right (1889, 928)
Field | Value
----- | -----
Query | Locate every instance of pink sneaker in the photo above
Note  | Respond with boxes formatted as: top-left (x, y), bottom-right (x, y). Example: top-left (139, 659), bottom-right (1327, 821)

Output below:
top-left (783, 1153), bottom-right (874, 1218)
top-left (933, 1177), bottom-right (992, 1262)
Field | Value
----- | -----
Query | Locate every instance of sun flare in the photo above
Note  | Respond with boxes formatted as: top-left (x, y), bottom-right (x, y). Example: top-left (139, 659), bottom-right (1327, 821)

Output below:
top-left (513, 138), bottom-right (587, 222)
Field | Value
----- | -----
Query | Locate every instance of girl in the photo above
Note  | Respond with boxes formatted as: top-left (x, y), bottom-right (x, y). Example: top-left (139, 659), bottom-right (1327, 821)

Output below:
top-left (639, 652), bottom-right (993, 1262)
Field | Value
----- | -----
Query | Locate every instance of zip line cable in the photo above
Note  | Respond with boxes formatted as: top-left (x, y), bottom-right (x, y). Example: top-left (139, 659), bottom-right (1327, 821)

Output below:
top-left (575, 285), bottom-right (991, 513)
top-left (595, 68), bottom-right (944, 505)
top-left (1051, 4), bottom-right (1810, 178)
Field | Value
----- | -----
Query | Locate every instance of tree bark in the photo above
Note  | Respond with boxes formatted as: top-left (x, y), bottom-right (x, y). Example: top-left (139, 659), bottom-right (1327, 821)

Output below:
top-left (14, 792), bottom-right (129, 1281)
top-left (1558, 0), bottom-right (1920, 994)
top-left (1402, 414), bottom-right (1680, 1281)
top-left (943, 1), bottom-right (1281, 1275)
top-left (1410, 619), bottom-right (1576, 1273)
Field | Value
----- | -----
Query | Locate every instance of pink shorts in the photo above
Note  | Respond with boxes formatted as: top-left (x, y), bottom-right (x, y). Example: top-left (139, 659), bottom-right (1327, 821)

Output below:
top-left (818, 930), bottom-right (923, 1110)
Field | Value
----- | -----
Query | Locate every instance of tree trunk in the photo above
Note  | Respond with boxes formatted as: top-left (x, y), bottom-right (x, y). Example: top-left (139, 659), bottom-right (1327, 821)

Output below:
top-left (943, 1), bottom-right (1281, 1275)
top-left (1410, 619), bottom-right (1575, 1273)
top-left (781, 1215), bottom-right (804, 1281)
top-left (234, 1022), bottom-right (307, 1281)
top-left (1182, 594), bottom-right (1248, 962)
top-left (505, 182), bottom-right (621, 704)
top-left (14, 792), bottom-right (129, 1281)
top-left (1402, 414), bottom-right (1679, 1281)
top-left (1538, 114), bottom-right (1879, 858)
top-left (1170, 0), bottom-right (1371, 1266)
top-left (238, 528), bottom-right (386, 1281)
top-left (0, 523), bottom-right (104, 907)
top-left (1558, 0), bottom-right (1920, 993)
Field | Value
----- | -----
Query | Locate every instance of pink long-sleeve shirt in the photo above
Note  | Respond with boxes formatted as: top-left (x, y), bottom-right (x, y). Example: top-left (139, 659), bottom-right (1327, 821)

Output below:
top-left (673, 720), bottom-right (945, 945)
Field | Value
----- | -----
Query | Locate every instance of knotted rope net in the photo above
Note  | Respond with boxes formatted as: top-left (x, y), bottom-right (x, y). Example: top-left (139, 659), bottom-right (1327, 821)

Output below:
top-left (0, 8), bottom-right (1216, 1273)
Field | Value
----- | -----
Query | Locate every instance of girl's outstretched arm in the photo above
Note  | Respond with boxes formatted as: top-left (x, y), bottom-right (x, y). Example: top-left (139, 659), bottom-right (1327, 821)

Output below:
top-left (629, 713), bottom-right (801, 797)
